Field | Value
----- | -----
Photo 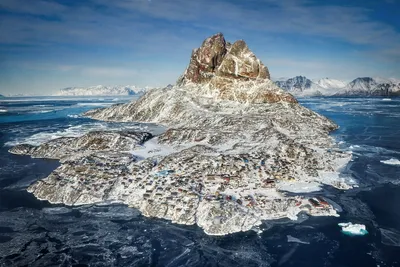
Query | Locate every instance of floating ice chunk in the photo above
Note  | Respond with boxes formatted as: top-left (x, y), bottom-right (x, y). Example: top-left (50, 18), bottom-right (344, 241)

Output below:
top-left (287, 235), bottom-right (310, 244)
top-left (380, 158), bottom-right (400, 166)
top-left (67, 114), bottom-right (80, 118)
top-left (338, 222), bottom-right (368, 236)
top-left (42, 207), bottom-right (71, 215)
top-left (382, 98), bottom-right (391, 101)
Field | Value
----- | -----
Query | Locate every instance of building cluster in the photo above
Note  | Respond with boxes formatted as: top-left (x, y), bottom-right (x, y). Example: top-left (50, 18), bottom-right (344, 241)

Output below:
top-left (107, 149), bottom-right (336, 217)
top-left (44, 145), bottom-right (337, 221)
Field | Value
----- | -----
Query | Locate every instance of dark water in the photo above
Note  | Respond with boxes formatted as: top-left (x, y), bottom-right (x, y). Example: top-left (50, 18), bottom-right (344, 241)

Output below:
top-left (0, 96), bottom-right (400, 266)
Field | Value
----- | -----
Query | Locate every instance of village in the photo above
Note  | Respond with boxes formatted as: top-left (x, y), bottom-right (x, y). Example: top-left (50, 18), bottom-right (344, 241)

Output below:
top-left (26, 136), bottom-right (340, 232)
top-left (111, 146), bottom-right (339, 223)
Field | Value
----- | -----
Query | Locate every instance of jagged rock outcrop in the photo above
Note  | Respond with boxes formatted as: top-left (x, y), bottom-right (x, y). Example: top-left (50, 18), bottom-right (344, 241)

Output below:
top-left (177, 33), bottom-right (270, 85)
top-left (175, 33), bottom-right (293, 104)
top-left (11, 33), bottom-right (354, 236)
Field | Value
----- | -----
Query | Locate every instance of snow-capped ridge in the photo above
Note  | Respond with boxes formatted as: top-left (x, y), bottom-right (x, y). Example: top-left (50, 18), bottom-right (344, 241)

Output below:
top-left (274, 76), bottom-right (336, 97)
top-left (55, 85), bottom-right (151, 96)
top-left (275, 76), bottom-right (400, 97)
top-left (335, 77), bottom-right (400, 97)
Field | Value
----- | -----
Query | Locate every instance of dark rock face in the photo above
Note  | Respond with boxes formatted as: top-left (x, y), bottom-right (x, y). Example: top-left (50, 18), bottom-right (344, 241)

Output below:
top-left (177, 33), bottom-right (270, 86)
top-left (180, 33), bottom-right (227, 84)
top-left (275, 76), bottom-right (314, 92)
top-left (173, 33), bottom-right (296, 104)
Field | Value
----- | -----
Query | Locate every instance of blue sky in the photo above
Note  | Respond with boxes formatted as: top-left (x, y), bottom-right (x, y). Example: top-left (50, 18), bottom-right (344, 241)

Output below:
top-left (0, 0), bottom-right (399, 95)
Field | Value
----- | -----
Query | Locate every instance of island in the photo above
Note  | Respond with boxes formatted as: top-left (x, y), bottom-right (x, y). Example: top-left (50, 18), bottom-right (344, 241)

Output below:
top-left (10, 33), bottom-right (353, 235)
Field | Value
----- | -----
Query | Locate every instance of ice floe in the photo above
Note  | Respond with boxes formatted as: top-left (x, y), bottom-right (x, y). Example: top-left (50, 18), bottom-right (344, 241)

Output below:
top-left (380, 158), bottom-right (400, 165)
top-left (338, 222), bottom-right (368, 236)
top-left (287, 235), bottom-right (310, 244)
top-left (67, 114), bottom-right (80, 118)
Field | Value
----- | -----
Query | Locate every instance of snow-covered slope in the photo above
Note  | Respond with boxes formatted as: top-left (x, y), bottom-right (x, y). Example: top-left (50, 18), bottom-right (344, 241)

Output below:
top-left (275, 76), bottom-right (400, 97)
top-left (55, 85), bottom-right (149, 96)
top-left (335, 77), bottom-right (400, 96)
top-left (314, 78), bottom-right (347, 90)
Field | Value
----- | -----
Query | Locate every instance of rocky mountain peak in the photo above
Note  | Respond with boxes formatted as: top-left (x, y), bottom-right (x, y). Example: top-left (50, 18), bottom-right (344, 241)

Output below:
top-left (177, 33), bottom-right (270, 86)
top-left (176, 33), bottom-right (293, 103)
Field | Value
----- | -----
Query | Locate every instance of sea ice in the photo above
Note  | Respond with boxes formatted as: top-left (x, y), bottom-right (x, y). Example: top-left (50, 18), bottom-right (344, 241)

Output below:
top-left (380, 158), bottom-right (400, 165)
top-left (338, 222), bottom-right (368, 236)
top-left (287, 235), bottom-right (310, 244)
top-left (380, 228), bottom-right (400, 247)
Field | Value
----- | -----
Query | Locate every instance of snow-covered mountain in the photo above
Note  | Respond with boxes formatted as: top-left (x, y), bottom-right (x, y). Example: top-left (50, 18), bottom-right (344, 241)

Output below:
top-left (274, 76), bottom-right (314, 94)
top-left (274, 76), bottom-right (400, 97)
top-left (335, 77), bottom-right (400, 96)
top-left (55, 85), bottom-right (149, 96)
top-left (274, 76), bottom-right (342, 96)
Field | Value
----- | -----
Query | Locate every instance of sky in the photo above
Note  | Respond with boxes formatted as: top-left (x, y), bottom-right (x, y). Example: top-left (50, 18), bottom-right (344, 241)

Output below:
top-left (0, 0), bottom-right (399, 95)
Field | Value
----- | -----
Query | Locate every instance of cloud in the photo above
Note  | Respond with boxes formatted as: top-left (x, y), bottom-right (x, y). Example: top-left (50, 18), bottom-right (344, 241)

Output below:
top-left (81, 67), bottom-right (138, 77)
top-left (0, 0), bottom-right (399, 94)
top-left (1, 0), bottom-right (399, 48)
top-left (85, 0), bottom-right (400, 46)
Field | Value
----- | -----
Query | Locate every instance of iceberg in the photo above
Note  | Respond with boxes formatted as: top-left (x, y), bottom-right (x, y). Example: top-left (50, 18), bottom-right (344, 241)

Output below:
top-left (338, 222), bottom-right (368, 236)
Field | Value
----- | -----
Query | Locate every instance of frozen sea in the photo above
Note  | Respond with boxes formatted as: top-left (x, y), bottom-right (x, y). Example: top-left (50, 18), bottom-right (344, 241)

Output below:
top-left (1, 96), bottom-right (400, 267)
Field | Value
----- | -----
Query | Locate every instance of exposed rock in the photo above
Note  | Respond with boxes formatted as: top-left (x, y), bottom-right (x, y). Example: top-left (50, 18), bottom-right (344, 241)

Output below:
top-left (178, 33), bottom-right (228, 85)
top-left (178, 33), bottom-right (270, 86)
top-left (174, 33), bottom-right (291, 104)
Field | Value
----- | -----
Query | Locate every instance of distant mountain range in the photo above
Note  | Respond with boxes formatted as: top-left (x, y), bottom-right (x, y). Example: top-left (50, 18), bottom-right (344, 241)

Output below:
top-left (54, 85), bottom-right (152, 96)
top-left (274, 76), bottom-right (400, 97)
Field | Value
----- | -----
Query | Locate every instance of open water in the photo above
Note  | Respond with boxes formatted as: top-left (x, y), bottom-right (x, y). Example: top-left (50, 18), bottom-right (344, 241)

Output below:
top-left (0, 96), bottom-right (400, 266)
